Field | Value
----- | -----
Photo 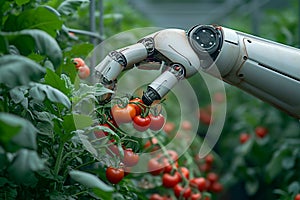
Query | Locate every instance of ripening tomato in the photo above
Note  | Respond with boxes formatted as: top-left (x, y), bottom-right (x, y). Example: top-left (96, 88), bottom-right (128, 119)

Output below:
top-left (149, 114), bottom-right (165, 131)
top-left (199, 109), bottom-right (212, 125)
top-left (173, 184), bottom-right (192, 199)
top-left (176, 167), bottom-right (190, 182)
top-left (122, 149), bottom-right (139, 167)
top-left (162, 173), bottom-right (180, 188)
top-left (106, 166), bottom-right (124, 184)
top-left (129, 98), bottom-right (144, 115)
top-left (255, 126), bottom-right (268, 138)
top-left (111, 104), bottom-right (136, 124)
top-left (72, 57), bottom-right (85, 69)
top-left (133, 115), bottom-right (151, 132)
top-left (78, 65), bottom-right (90, 79)
top-left (148, 158), bottom-right (164, 176)
top-left (149, 194), bottom-right (164, 200)
top-left (106, 142), bottom-right (120, 157)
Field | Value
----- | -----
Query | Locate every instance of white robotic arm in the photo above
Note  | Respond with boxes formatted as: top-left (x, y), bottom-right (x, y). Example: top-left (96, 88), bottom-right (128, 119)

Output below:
top-left (94, 25), bottom-right (300, 119)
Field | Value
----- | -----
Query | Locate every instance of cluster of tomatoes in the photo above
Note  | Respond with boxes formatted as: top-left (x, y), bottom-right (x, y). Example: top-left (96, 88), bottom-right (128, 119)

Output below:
top-left (111, 98), bottom-right (165, 132)
top-left (239, 126), bottom-right (269, 144)
top-left (94, 97), bottom-right (166, 185)
top-left (148, 150), bottom-right (223, 200)
top-left (72, 57), bottom-right (90, 79)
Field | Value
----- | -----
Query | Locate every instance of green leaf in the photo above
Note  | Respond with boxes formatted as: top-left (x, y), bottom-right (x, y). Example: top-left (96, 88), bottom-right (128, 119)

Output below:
top-left (9, 86), bottom-right (27, 104)
top-left (73, 114), bottom-right (93, 130)
top-left (3, 6), bottom-right (62, 37)
top-left (1, 29), bottom-right (62, 68)
top-left (0, 35), bottom-right (8, 54)
top-left (69, 170), bottom-right (114, 192)
top-left (0, 55), bottom-right (45, 88)
top-left (288, 181), bottom-right (300, 195)
top-left (29, 83), bottom-right (71, 108)
top-left (8, 149), bottom-right (44, 186)
top-left (44, 68), bottom-right (70, 96)
top-left (0, 113), bottom-right (37, 151)
top-left (16, 0), bottom-right (30, 6)
top-left (57, 0), bottom-right (89, 16)
top-left (265, 147), bottom-right (291, 182)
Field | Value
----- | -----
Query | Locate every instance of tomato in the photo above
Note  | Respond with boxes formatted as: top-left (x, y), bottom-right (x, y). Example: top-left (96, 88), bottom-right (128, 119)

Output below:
top-left (162, 172), bottom-right (180, 188)
top-left (239, 133), bottom-right (250, 144)
top-left (149, 194), bottom-right (164, 200)
top-left (173, 184), bottom-right (192, 199)
top-left (106, 166), bottom-right (124, 184)
top-left (144, 137), bottom-right (158, 149)
top-left (122, 149), bottom-right (139, 167)
top-left (149, 114), bottom-right (165, 131)
top-left (148, 158), bottom-right (164, 176)
top-left (163, 159), bottom-right (178, 173)
top-left (205, 154), bottom-right (214, 165)
top-left (199, 163), bottom-right (211, 172)
top-left (189, 177), bottom-right (207, 191)
top-left (129, 98), bottom-right (144, 115)
top-left (163, 122), bottom-right (175, 134)
top-left (176, 167), bottom-right (190, 181)
top-left (166, 150), bottom-right (179, 161)
top-left (199, 109), bottom-right (212, 125)
top-left (181, 120), bottom-right (192, 131)
top-left (72, 57), bottom-right (85, 69)
top-left (124, 166), bottom-right (131, 176)
top-left (207, 172), bottom-right (218, 183)
top-left (210, 182), bottom-right (223, 193)
top-left (106, 142), bottom-right (120, 157)
top-left (94, 123), bottom-right (110, 138)
top-left (213, 92), bottom-right (225, 103)
top-left (111, 104), bottom-right (136, 124)
top-left (78, 65), bottom-right (90, 79)
top-left (255, 126), bottom-right (268, 138)
top-left (191, 193), bottom-right (202, 200)
top-left (294, 194), bottom-right (300, 200)
top-left (133, 115), bottom-right (151, 132)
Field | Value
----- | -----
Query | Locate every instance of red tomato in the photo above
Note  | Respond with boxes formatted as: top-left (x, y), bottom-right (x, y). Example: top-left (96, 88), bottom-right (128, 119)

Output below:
top-left (239, 133), bottom-right (250, 144)
top-left (111, 104), bottom-right (136, 124)
top-left (294, 194), bottom-right (300, 200)
top-left (163, 122), bottom-right (175, 134)
top-left (191, 193), bottom-right (202, 200)
top-left (106, 166), bottom-right (124, 184)
top-left (149, 114), bottom-right (165, 131)
top-left (148, 158), bottom-right (164, 176)
top-left (122, 149), bottom-right (139, 167)
top-left (106, 142), bottom-right (120, 157)
top-left (162, 173), bottom-right (180, 188)
top-left (163, 159), bottom-right (178, 174)
top-left (144, 137), bottom-right (158, 149)
top-left (207, 172), bottom-right (218, 183)
top-left (210, 182), bottom-right (223, 193)
top-left (205, 154), bottom-right (214, 165)
top-left (199, 163), bottom-right (211, 172)
top-left (213, 92), bottom-right (225, 103)
top-left (129, 98), bottom-right (144, 115)
top-left (173, 184), bottom-right (192, 199)
top-left (94, 123), bottom-right (110, 138)
top-left (72, 57), bottom-right (85, 69)
top-left (181, 120), bottom-right (192, 131)
top-left (255, 126), bottom-right (268, 138)
top-left (78, 65), bottom-right (90, 79)
top-left (176, 167), bottom-right (190, 182)
top-left (199, 109), bottom-right (212, 125)
top-left (133, 115), bottom-right (151, 132)
top-left (189, 177), bottom-right (207, 191)
top-left (149, 194), bottom-right (164, 200)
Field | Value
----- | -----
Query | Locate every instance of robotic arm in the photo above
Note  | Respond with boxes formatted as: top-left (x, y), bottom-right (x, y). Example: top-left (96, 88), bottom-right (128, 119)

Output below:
top-left (95, 25), bottom-right (300, 119)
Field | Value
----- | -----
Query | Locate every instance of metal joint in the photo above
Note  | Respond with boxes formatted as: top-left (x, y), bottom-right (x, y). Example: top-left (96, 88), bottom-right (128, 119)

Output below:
top-left (108, 51), bottom-right (127, 67)
top-left (139, 37), bottom-right (155, 56)
top-left (169, 64), bottom-right (185, 80)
